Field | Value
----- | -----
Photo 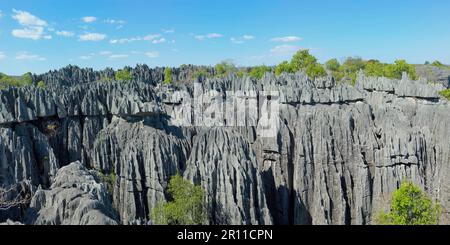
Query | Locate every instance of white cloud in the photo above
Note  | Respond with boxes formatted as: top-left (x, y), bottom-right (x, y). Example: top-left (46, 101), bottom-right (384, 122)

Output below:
top-left (0, 52), bottom-right (6, 59)
top-left (56, 30), bottom-right (75, 37)
top-left (143, 34), bottom-right (161, 41)
top-left (194, 33), bottom-right (223, 41)
top-left (12, 9), bottom-right (47, 26)
top-left (105, 19), bottom-right (125, 25)
top-left (11, 9), bottom-right (51, 40)
top-left (78, 55), bottom-right (92, 60)
top-left (270, 36), bottom-right (302, 42)
top-left (194, 35), bottom-right (205, 41)
top-left (110, 37), bottom-right (142, 44)
top-left (145, 51), bottom-right (159, 58)
top-left (79, 33), bottom-right (106, 41)
top-left (163, 28), bottom-right (175, 34)
top-left (99, 51), bottom-right (112, 55)
top-left (270, 45), bottom-right (302, 55)
top-left (105, 19), bottom-right (126, 29)
top-left (12, 27), bottom-right (45, 40)
top-left (231, 35), bottom-right (255, 44)
top-left (0, 10), bottom-right (3, 19)
top-left (207, 33), bottom-right (222, 38)
top-left (109, 54), bottom-right (129, 59)
top-left (15, 52), bottom-right (46, 61)
top-left (230, 38), bottom-right (243, 44)
top-left (81, 16), bottom-right (97, 23)
top-left (110, 34), bottom-right (164, 44)
top-left (152, 37), bottom-right (166, 44)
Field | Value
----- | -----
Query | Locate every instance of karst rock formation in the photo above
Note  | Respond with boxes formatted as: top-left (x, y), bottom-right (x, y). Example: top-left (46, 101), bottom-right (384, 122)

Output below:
top-left (0, 65), bottom-right (449, 225)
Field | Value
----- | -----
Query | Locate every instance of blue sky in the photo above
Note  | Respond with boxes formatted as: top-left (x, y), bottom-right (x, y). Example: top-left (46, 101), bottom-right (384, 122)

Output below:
top-left (0, 0), bottom-right (449, 75)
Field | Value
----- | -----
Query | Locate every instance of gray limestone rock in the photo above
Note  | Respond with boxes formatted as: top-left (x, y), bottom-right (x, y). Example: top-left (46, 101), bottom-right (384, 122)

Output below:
top-left (91, 117), bottom-right (190, 223)
top-left (184, 127), bottom-right (273, 225)
top-left (0, 65), bottom-right (449, 225)
top-left (25, 161), bottom-right (118, 225)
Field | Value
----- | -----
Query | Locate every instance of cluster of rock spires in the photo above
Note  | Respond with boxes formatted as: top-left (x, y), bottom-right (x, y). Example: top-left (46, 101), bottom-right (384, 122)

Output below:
top-left (0, 65), bottom-right (449, 225)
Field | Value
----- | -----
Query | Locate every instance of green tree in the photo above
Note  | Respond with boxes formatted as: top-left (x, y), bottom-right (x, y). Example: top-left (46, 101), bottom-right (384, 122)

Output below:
top-left (275, 61), bottom-right (292, 76)
top-left (21, 72), bottom-right (33, 86)
top-left (306, 63), bottom-right (327, 80)
top-left (376, 182), bottom-right (441, 225)
top-left (340, 57), bottom-right (366, 73)
top-left (214, 61), bottom-right (237, 77)
top-left (274, 50), bottom-right (326, 79)
top-left (151, 174), bottom-right (207, 225)
top-left (384, 59), bottom-right (417, 80)
top-left (248, 65), bottom-right (271, 79)
top-left (325, 58), bottom-right (341, 72)
top-left (431, 60), bottom-right (445, 68)
top-left (330, 57), bottom-right (366, 85)
top-left (236, 69), bottom-right (247, 78)
top-left (192, 67), bottom-right (211, 79)
top-left (115, 69), bottom-right (132, 82)
top-left (290, 50), bottom-right (326, 79)
top-left (0, 72), bottom-right (34, 88)
top-left (365, 60), bottom-right (386, 77)
top-left (37, 81), bottom-right (46, 89)
top-left (290, 49), bottom-right (319, 71)
top-left (164, 67), bottom-right (173, 84)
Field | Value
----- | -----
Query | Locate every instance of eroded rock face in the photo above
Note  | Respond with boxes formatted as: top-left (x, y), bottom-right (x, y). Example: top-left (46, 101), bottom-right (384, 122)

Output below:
top-left (25, 162), bottom-right (118, 225)
top-left (184, 128), bottom-right (272, 225)
top-left (0, 65), bottom-right (449, 225)
top-left (91, 117), bottom-right (190, 224)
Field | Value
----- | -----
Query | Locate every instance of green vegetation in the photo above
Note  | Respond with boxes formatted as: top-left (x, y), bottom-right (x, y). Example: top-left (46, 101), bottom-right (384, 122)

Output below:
top-left (192, 67), bottom-right (212, 79)
top-left (151, 174), bottom-right (207, 225)
top-left (99, 75), bottom-right (113, 82)
top-left (37, 81), bottom-right (46, 89)
top-left (236, 69), bottom-right (247, 78)
top-left (439, 89), bottom-right (450, 101)
top-left (364, 60), bottom-right (386, 77)
top-left (214, 61), bottom-right (237, 77)
top-left (325, 58), bottom-right (340, 72)
top-left (248, 65), bottom-right (271, 79)
top-left (115, 69), bottom-right (132, 82)
top-left (0, 72), bottom-right (34, 89)
top-left (275, 50), bottom-right (326, 79)
top-left (164, 67), bottom-right (173, 84)
top-left (384, 59), bottom-right (417, 80)
top-left (322, 57), bottom-right (418, 85)
top-left (22, 72), bottom-right (33, 85)
top-left (376, 182), bottom-right (441, 225)
top-left (290, 49), bottom-right (326, 79)
top-left (338, 57), bottom-right (366, 85)
top-left (431, 60), bottom-right (447, 68)
top-left (275, 61), bottom-right (293, 76)
top-left (98, 170), bottom-right (117, 197)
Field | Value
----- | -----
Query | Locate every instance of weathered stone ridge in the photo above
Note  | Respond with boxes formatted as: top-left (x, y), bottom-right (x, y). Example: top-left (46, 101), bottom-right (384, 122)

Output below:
top-left (25, 162), bottom-right (118, 225)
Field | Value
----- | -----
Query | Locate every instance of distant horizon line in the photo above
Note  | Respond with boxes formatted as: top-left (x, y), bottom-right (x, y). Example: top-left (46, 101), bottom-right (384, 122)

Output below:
top-left (2, 60), bottom-right (449, 77)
